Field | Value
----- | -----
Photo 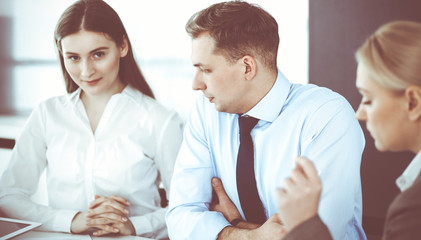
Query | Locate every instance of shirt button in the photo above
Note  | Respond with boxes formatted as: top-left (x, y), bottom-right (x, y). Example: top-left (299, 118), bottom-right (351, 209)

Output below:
top-left (399, 178), bottom-right (407, 185)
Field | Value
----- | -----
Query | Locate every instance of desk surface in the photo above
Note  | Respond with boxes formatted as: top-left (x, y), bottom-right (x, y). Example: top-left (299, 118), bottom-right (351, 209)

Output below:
top-left (14, 230), bottom-right (155, 240)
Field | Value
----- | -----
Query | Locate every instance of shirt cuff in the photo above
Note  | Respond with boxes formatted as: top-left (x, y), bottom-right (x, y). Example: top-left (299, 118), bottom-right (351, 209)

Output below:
top-left (130, 215), bottom-right (153, 236)
top-left (190, 212), bottom-right (231, 240)
top-left (52, 209), bottom-right (79, 233)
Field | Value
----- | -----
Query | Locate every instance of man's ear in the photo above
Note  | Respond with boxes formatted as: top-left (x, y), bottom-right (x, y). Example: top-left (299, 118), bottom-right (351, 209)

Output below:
top-left (120, 35), bottom-right (129, 58)
top-left (242, 56), bottom-right (257, 81)
top-left (405, 85), bottom-right (421, 121)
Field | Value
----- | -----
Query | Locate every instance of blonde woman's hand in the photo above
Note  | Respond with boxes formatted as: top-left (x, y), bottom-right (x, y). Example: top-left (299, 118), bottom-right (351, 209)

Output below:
top-left (277, 156), bottom-right (322, 231)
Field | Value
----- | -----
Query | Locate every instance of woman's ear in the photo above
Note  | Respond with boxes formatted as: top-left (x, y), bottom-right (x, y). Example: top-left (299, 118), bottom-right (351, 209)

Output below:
top-left (242, 56), bottom-right (257, 81)
top-left (405, 85), bottom-right (421, 121)
top-left (120, 36), bottom-right (129, 58)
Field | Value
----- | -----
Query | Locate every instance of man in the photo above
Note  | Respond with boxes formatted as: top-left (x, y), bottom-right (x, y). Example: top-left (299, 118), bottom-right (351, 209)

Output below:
top-left (166, 1), bottom-right (366, 239)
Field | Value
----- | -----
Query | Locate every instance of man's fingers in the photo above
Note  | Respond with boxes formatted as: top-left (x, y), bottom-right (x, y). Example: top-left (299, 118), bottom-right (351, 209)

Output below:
top-left (268, 213), bottom-right (281, 223)
top-left (211, 189), bottom-right (219, 206)
top-left (212, 178), bottom-right (225, 194)
top-left (210, 177), bottom-right (243, 223)
top-left (212, 177), bottom-right (229, 200)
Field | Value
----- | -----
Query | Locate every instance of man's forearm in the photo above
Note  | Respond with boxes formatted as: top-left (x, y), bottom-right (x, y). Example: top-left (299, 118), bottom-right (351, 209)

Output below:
top-left (217, 226), bottom-right (254, 240)
top-left (236, 221), bottom-right (260, 230)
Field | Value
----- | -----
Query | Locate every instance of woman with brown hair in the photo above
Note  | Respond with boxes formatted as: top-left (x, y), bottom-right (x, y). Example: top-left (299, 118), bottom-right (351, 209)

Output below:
top-left (0, 0), bottom-right (183, 238)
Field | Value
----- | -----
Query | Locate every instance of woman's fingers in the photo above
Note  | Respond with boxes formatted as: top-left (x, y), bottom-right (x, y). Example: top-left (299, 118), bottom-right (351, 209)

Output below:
top-left (109, 195), bottom-right (130, 206)
top-left (295, 156), bottom-right (320, 182)
top-left (88, 199), bottom-right (129, 217)
top-left (87, 212), bottom-right (128, 223)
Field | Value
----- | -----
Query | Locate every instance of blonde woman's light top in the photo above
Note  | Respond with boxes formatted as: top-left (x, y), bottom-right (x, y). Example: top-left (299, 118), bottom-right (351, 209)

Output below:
top-left (396, 151), bottom-right (421, 192)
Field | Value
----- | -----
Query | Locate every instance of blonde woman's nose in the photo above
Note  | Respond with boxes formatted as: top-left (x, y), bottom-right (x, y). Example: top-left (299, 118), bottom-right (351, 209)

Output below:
top-left (355, 104), bottom-right (367, 121)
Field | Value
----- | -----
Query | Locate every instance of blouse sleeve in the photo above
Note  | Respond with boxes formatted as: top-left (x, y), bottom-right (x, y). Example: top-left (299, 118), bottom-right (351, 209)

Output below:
top-left (0, 104), bottom-right (78, 232)
top-left (154, 111), bottom-right (184, 196)
top-left (130, 110), bottom-right (184, 239)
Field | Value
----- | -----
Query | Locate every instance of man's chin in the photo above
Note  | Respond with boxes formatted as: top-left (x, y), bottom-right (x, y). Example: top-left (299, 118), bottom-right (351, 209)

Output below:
top-left (214, 104), bottom-right (228, 113)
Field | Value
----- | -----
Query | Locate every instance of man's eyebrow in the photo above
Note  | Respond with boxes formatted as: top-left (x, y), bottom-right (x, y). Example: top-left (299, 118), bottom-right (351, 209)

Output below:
top-left (193, 63), bottom-right (210, 68)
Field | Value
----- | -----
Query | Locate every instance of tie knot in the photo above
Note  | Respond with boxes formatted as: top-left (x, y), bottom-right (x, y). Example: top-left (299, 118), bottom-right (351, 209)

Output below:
top-left (238, 116), bottom-right (259, 134)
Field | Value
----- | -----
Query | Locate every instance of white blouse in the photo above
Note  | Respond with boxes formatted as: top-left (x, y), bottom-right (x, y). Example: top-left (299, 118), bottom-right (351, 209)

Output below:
top-left (0, 86), bottom-right (184, 239)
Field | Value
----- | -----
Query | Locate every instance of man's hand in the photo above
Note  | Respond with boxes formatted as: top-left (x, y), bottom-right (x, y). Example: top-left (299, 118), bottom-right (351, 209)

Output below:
top-left (250, 214), bottom-right (287, 240)
top-left (211, 177), bottom-right (288, 240)
top-left (210, 177), bottom-right (242, 223)
top-left (277, 156), bottom-right (322, 231)
top-left (86, 195), bottom-right (136, 236)
top-left (217, 214), bottom-right (287, 240)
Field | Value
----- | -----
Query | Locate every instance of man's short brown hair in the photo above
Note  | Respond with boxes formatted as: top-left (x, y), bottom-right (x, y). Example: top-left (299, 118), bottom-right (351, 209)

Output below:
top-left (186, 1), bottom-right (279, 72)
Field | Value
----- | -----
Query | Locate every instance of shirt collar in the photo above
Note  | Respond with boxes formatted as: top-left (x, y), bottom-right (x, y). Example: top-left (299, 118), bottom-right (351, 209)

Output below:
top-left (245, 70), bottom-right (291, 122)
top-left (396, 151), bottom-right (421, 192)
top-left (66, 88), bottom-right (82, 107)
top-left (121, 84), bottom-right (142, 100)
top-left (65, 85), bottom-right (138, 107)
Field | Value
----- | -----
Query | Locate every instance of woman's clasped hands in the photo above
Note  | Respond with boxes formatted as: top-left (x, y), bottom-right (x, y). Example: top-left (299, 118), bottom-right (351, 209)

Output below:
top-left (71, 195), bottom-right (136, 236)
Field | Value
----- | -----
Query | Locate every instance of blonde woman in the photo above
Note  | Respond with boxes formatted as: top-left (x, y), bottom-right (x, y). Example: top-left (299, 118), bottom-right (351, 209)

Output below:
top-left (277, 20), bottom-right (421, 239)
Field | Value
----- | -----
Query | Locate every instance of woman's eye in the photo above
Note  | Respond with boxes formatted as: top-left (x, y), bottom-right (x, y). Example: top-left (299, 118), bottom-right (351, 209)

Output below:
top-left (93, 52), bottom-right (105, 58)
top-left (67, 56), bottom-right (79, 61)
top-left (362, 99), bottom-right (372, 105)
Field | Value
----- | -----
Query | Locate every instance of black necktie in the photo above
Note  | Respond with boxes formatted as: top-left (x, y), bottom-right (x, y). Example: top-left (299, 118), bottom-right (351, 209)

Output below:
top-left (236, 115), bottom-right (266, 224)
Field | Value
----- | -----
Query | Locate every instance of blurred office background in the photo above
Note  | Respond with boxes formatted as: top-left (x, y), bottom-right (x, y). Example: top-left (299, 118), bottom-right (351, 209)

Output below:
top-left (2, 0), bottom-right (421, 240)
top-left (0, 0), bottom-right (308, 118)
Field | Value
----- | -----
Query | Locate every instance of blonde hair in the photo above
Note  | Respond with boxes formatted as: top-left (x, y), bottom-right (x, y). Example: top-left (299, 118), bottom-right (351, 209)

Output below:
top-left (355, 20), bottom-right (421, 91)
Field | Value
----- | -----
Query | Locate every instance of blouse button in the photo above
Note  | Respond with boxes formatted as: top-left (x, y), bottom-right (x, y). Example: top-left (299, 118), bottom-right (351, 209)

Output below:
top-left (399, 178), bottom-right (407, 185)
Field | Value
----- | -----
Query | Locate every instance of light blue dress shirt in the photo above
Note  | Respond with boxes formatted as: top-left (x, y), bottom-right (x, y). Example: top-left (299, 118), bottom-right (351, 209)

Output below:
top-left (166, 71), bottom-right (366, 240)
